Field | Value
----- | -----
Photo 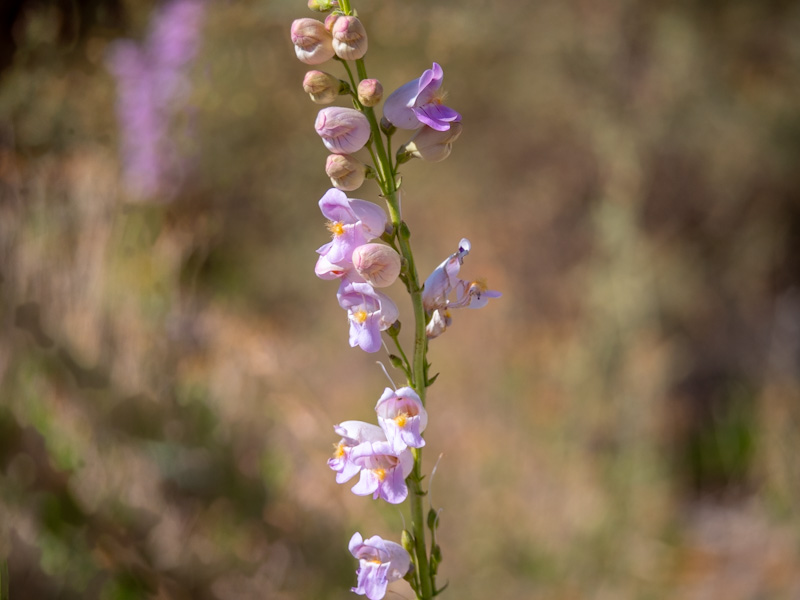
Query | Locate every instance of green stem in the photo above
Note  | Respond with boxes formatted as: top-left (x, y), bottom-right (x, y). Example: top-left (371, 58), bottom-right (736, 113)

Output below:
top-left (351, 50), bottom-right (434, 600)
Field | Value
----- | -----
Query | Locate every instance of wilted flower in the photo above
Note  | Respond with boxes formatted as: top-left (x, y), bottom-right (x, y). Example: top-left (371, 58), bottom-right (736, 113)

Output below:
top-left (326, 154), bottom-right (367, 191)
top-left (349, 533), bottom-right (411, 600)
top-left (315, 106), bottom-right (371, 154)
top-left (338, 281), bottom-right (399, 353)
top-left (352, 243), bottom-right (402, 288)
top-left (329, 421), bottom-right (387, 484)
top-left (331, 16), bottom-right (368, 60)
top-left (383, 62), bottom-right (461, 131)
top-left (375, 387), bottom-right (427, 453)
top-left (357, 78), bottom-right (383, 107)
top-left (422, 238), bottom-right (500, 338)
top-left (349, 440), bottom-right (414, 503)
top-left (303, 70), bottom-right (342, 104)
top-left (399, 122), bottom-right (462, 162)
top-left (291, 18), bottom-right (335, 65)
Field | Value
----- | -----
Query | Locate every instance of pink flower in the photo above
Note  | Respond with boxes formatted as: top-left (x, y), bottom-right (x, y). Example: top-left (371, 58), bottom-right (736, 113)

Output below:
top-left (383, 62), bottom-right (461, 131)
top-left (375, 387), bottom-right (427, 453)
top-left (337, 281), bottom-right (399, 353)
top-left (349, 440), bottom-right (414, 503)
top-left (315, 107), bottom-right (371, 154)
top-left (290, 18), bottom-right (335, 65)
top-left (329, 421), bottom-right (386, 484)
top-left (349, 532), bottom-right (411, 600)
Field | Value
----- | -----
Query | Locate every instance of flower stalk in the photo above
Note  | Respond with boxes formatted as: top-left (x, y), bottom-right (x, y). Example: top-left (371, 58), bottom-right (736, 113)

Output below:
top-left (292, 2), bottom-right (498, 597)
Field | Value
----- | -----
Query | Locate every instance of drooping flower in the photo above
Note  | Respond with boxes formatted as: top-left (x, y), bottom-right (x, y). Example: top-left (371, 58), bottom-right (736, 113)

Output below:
top-left (315, 107), bottom-right (371, 154)
top-left (352, 243), bottom-right (402, 288)
top-left (374, 387), bottom-right (427, 453)
top-left (325, 154), bottom-right (367, 191)
top-left (329, 421), bottom-right (387, 484)
top-left (383, 62), bottom-right (461, 131)
top-left (349, 533), bottom-right (411, 600)
top-left (349, 440), bottom-right (414, 503)
top-left (290, 18), bottom-right (335, 65)
top-left (315, 188), bottom-right (387, 278)
top-left (338, 281), bottom-right (399, 353)
top-left (399, 122), bottom-right (463, 163)
top-left (331, 15), bottom-right (368, 61)
top-left (422, 238), bottom-right (501, 338)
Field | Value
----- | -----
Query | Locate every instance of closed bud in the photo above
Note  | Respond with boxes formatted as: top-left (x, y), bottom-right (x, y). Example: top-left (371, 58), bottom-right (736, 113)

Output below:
top-left (331, 16), bottom-right (368, 60)
top-left (400, 123), bottom-right (463, 162)
top-left (352, 243), bottom-right (402, 287)
top-left (307, 0), bottom-right (338, 11)
top-left (325, 154), bottom-right (367, 191)
top-left (357, 78), bottom-right (383, 107)
top-left (401, 530), bottom-right (415, 556)
top-left (303, 70), bottom-right (342, 104)
top-left (290, 18), bottom-right (335, 65)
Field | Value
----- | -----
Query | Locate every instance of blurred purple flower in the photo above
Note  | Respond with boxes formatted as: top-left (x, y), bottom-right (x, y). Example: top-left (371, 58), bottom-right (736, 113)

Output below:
top-left (383, 62), bottom-right (461, 131)
top-left (107, 0), bottom-right (206, 200)
top-left (349, 532), bottom-right (411, 600)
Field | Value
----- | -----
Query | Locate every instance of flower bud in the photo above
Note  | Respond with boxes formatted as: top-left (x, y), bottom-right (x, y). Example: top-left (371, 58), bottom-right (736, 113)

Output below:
top-left (357, 78), bottom-right (383, 107)
top-left (352, 243), bottom-right (402, 288)
top-left (325, 154), bottom-right (367, 191)
top-left (315, 107), bottom-right (371, 154)
top-left (290, 18), bottom-right (335, 65)
top-left (399, 122), bottom-right (462, 163)
top-left (307, 0), bottom-right (338, 11)
top-left (303, 70), bottom-right (342, 104)
top-left (331, 16), bottom-right (368, 61)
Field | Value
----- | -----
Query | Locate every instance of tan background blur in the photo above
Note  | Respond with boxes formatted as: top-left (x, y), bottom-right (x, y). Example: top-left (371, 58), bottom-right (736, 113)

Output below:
top-left (2, 0), bottom-right (800, 598)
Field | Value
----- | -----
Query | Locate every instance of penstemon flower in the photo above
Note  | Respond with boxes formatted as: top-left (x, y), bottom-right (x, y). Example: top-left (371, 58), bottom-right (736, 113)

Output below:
top-left (289, 1), bottom-right (498, 597)
top-left (349, 440), bottom-right (414, 503)
top-left (338, 281), bottom-right (399, 353)
top-left (349, 533), bottom-right (411, 600)
top-left (383, 62), bottom-right (462, 131)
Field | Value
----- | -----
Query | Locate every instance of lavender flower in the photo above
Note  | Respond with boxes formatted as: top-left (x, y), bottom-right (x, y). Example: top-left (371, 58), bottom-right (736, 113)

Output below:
top-left (291, 18), bottom-right (335, 65)
top-left (107, 0), bottom-right (206, 200)
top-left (329, 421), bottom-right (387, 484)
top-left (338, 282), bottom-right (399, 353)
top-left (349, 441), bottom-right (414, 503)
top-left (383, 62), bottom-right (461, 131)
top-left (349, 533), bottom-right (411, 600)
top-left (375, 387), bottom-right (428, 452)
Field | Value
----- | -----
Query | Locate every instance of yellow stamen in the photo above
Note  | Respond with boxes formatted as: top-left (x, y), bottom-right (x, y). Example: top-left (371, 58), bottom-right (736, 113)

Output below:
top-left (353, 309), bottom-right (368, 323)
top-left (394, 412), bottom-right (408, 428)
top-left (374, 468), bottom-right (386, 481)
top-left (332, 442), bottom-right (345, 459)
top-left (326, 221), bottom-right (345, 237)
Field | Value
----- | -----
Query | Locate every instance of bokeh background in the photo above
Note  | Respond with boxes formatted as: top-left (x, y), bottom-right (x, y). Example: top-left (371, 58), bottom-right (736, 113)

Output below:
top-left (2, 0), bottom-right (800, 598)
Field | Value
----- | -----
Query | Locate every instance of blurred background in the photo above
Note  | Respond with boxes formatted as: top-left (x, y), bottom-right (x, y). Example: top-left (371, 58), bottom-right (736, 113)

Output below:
top-left (2, 0), bottom-right (800, 598)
